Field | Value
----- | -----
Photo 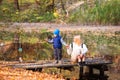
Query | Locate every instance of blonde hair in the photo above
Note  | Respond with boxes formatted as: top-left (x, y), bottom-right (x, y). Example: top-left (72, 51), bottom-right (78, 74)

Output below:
top-left (73, 35), bottom-right (82, 45)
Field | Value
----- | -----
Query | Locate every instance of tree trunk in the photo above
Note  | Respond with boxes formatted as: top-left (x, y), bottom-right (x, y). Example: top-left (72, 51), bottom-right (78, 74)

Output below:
top-left (46, 0), bottom-right (55, 12)
top-left (49, 0), bottom-right (55, 12)
top-left (14, 0), bottom-right (20, 11)
top-left (52, 0), bottom-right (55, 12)
top-left (60, 0), bottom-right (67, 14)
top-left (0, 0), bottom-right (3, 4)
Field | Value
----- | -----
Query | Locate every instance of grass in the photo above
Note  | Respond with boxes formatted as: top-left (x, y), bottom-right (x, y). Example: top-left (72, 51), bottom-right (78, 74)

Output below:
top-left (0, 0), bottom-right (55, 22)
top-left (68, 0), bottom-right (120, 25)
top-left (19, 0), bottom-right (35, 3)
top-left (0, 29), bottom-right (119, 61)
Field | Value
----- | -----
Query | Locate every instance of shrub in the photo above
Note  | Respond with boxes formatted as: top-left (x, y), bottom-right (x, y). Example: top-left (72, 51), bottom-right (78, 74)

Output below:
top-left (68, 0), bottom-right (120, 25)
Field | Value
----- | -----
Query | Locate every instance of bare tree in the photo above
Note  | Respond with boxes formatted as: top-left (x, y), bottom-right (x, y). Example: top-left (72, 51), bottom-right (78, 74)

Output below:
top-left (46, 0), bottom-right (55, 12)
top-left (60, 0), bottom-right (67, 14)
top-left (35, 0), bottom-right (40, 5)
top-left (14, 0), bottom-right (20, 11)
top-left (35, 0), bottom-right (55, 12)
top-left (51, 0), bottom-right (55, 11)
top-left (0, 0), bottom-right (3, 4)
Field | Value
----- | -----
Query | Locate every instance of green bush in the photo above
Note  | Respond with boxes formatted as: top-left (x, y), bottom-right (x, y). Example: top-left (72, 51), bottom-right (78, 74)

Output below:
top-left (11, 8), bottom-right (55, 22)
top-left (0, 0), bottom-right (55, 22)
top-left (0, 1), bottom-right (15, 22)
top-left (68, 0), bottom-right (120, 25)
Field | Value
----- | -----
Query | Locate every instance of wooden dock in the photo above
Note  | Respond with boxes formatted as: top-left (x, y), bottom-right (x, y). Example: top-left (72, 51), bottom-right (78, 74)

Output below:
top-left (78, 58), bottom-right (112, 80)
top-left (0, 58), bottom-right (112, 80)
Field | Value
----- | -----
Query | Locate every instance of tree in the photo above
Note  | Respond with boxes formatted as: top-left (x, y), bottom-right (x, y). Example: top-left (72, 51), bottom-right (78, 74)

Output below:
top-left (14, 0), bottom-right (20, 11)
top-left (46, 0), bottom-right (55, 12)
top-left (35, 0), bottom-right (40, 5)
top-left (60, 0), bottom-right (67, 14)
top-left (35, 0), bottom-right (55, 12)
top-left (0, 0), bottom-right (3, 4)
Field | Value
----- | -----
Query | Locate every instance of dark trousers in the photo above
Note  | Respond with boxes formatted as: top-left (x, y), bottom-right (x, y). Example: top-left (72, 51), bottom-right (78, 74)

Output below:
top-left (54, 48), bottom-right (62, 61)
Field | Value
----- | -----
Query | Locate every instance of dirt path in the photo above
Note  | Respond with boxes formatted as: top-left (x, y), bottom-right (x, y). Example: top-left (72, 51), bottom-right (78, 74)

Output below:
top-left (3, 23), bottom-right (120, 33)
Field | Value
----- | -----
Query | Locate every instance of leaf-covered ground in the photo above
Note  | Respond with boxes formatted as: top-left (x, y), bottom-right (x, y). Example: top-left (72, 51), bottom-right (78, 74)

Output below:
top-left (0, 67), bottom-right (64, 80)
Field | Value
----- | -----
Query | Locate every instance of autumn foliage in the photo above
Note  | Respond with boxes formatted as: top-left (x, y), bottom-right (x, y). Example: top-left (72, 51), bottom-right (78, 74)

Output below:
top-left (0, 67), bottom-right (65, 80)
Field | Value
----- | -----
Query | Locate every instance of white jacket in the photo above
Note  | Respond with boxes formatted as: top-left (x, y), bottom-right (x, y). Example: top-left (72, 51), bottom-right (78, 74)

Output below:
top-left (67, 42), bottom-right (88, 61)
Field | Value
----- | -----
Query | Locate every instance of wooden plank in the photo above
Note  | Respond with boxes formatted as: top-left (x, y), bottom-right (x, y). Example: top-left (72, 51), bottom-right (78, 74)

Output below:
top-left (9, 58), bottom-right (111, 69)
top-left (82, 58), bottom-right (112, 66)
top-left (1, 58), bottom-right (112, 70)
top-left (10, 60), bottom-right (77, 69)
top-left (13, 63), bottom-right (77, 69)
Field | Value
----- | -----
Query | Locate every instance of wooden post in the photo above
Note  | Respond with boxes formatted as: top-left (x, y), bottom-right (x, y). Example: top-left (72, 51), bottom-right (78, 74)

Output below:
top-left (13, 33), bottom-right (20, 50)
top-left (79, 62), bottom-right (84, 80)
top-left (79, 66), bottom-right (83, 80)
top-left (89, 66), bottom-right (93, 75)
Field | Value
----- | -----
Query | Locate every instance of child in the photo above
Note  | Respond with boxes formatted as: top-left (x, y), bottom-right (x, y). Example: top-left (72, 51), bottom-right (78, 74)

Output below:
top-left (47, 29), bottom-right (67, 64)
top-left (67, 35), bottom-right (88, 63)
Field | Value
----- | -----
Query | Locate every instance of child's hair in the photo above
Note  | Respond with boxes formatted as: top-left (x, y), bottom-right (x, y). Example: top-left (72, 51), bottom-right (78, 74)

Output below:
top-left (73, 35), bottom-right (82, 45)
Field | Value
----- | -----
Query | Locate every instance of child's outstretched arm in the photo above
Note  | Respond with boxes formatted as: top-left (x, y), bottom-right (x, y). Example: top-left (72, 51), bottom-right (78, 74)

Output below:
top-left (67, 43), bottom-right (73, 55)
top-left (60, 38), bottom-right (68, 47)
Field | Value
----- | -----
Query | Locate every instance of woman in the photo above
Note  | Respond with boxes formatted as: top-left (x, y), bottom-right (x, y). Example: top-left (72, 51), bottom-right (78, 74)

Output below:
top-left (67, 35), bottom-right (88, 63)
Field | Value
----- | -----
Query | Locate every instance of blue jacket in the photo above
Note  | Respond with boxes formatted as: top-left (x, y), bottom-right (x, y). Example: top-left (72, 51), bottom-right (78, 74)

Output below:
top-left (53, 36), bottom-right (62, 49)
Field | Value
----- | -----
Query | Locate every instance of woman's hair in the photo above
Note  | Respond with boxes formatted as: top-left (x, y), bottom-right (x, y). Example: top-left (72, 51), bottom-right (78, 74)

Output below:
top-left (73, 35), bottom-right (82, 45)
